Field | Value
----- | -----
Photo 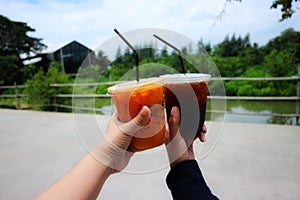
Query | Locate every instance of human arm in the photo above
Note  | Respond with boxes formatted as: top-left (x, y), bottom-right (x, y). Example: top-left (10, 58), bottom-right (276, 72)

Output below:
top-left (35, 106), bottom-right (150, 200)
top-left (165, 106), bottom-right (218, 200)
top-left (34, 153), bottom-right (111, 200)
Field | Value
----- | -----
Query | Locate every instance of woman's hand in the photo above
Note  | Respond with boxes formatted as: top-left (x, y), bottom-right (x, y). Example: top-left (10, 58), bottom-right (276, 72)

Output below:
top-left (35, 106), bottom-right (151, 200)
top-left (164, 106), bottom-right (207, 167)
top-left (91, 106), bottom-right (151, 173)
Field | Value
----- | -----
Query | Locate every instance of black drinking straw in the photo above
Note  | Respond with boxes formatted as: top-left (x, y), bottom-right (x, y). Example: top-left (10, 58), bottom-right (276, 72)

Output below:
top-left (153, 34), bottom-right (186, 74)
top-left (114, 28), bottom-right (139, 82)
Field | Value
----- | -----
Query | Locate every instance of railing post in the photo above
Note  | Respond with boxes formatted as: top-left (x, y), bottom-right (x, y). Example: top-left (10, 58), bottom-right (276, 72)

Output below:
top-left (14, 81), bottom-right (20, 109)
top-left (296, 64), bottom-right (300, 125)
top-left (110, 96), bottom-right (114, 116)
top-left (53, 85), bottom-right (57, 112)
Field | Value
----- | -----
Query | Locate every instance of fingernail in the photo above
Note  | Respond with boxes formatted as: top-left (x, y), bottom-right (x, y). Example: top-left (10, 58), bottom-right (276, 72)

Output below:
top-left (141, 106), bottom-right (151, 118)
top-left (171, 107), bottom-right (178, 116)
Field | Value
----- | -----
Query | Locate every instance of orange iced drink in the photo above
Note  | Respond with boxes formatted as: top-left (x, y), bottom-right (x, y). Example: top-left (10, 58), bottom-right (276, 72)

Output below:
top-left (108, 78), bottom-right (165, 151)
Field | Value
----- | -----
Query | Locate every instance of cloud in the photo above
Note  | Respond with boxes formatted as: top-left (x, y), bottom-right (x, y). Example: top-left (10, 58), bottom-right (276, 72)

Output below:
top-left (1, 0), bottom-right (299, 52)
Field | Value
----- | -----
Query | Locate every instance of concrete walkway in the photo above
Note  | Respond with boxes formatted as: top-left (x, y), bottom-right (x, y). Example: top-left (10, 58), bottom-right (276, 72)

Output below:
top-left (0, 109), bottom-right (299, 200)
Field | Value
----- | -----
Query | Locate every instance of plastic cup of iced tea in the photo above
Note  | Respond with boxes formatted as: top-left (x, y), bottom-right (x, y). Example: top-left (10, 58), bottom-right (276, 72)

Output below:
top-left (160, 73), bottom-right (211, 144)
top-left (108, 78), bottom-right (165, 151)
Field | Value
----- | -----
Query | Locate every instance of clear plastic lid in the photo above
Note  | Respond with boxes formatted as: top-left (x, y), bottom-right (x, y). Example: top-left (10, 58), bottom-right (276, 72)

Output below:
top-left (108, 77), bottom-right (163, 94)
top-left (160, 73), bottom-right (211, 84)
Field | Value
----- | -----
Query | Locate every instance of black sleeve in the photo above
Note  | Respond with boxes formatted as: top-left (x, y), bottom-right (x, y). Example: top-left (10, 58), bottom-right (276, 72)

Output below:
top-left (166, 160), bottom-right (219, 200)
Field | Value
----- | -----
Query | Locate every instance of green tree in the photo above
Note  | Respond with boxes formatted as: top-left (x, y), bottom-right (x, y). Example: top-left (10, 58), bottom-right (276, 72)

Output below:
top-left (263, 28), bottom-right (300, 63)
top-left (264, 48), bottom-right (297, 76)
top-left (110, 47), bottom-right (136, 79)
top-left (160, 46), bottom-right (169, 57)
top-left (270, 0), bottom-right (299, 21)
top-left (24, 69), bottom-right (50, 107)
top-left (24, 62), bottom-right (71, 111)
top-left (225, 65), bottom-right (277, 96)
top-left (213, 34), bottom-right (251, 57)
top-left (0, 55), bottom-right (19, 85)
top-left (230, 0), bottom-right (299, 21)
top-left (0, 15), bottom-right (46, 85)
top-left (198, 39), bottom-right (212, 54)
top-left (96, 50), bottom-right (110, 68)
top-left (138, 43), bottom-right (158, 62)
top-left (238, 42), bottom-right (264, 66)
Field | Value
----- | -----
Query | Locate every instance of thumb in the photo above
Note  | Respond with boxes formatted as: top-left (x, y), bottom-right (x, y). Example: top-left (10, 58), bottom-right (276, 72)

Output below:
top-left (132, 106), bottom-right (151, 127)
top-left (114, 106), bottom-right (150, 135)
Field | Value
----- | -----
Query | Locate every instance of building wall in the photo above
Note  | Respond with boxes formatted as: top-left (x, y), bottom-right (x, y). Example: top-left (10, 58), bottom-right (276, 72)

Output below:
top-left (53, 41), bottom-right (92, 74)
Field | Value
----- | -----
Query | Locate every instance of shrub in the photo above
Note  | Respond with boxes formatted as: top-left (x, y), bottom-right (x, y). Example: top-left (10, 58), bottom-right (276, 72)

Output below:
top-left (24, 62), bottom-right (71, 111)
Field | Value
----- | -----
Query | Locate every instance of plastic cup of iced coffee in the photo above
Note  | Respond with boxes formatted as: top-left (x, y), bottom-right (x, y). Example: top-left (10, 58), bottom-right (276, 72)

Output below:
top-left (160, 73), bottom-right (211, 145)
top-left (108, 77), bottom-right (165, 151)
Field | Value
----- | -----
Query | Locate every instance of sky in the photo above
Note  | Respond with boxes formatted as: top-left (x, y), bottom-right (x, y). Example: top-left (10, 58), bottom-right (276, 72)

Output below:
top-left (1, 0), bottom-right (300, 53)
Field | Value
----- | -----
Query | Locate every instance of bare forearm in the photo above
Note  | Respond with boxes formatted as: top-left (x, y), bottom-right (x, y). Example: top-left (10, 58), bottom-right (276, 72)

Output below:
top-left (35, 154), bottom-right (111, 200)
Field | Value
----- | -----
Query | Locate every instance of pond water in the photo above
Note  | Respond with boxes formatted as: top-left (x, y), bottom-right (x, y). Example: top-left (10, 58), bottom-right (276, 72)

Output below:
top-left (99, 99), bottom-right (299, 126)
top-left (206, 100), bottom-right (298, 125)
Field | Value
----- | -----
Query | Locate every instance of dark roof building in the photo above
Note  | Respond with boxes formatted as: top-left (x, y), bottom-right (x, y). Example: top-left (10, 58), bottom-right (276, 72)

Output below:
top-left (50, 40), bottom-right (93, 74)
top-left (23, 40), bottom-right (95, 74)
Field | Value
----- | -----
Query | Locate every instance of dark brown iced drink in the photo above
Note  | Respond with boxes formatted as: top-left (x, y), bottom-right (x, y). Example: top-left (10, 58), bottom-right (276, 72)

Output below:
top-left (160, 73), bottom-right (210, 144)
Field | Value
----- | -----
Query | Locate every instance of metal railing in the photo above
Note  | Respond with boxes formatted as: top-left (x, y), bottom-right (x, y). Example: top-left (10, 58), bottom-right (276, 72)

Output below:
top-left (1, 65), bottom-right (300, 125)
